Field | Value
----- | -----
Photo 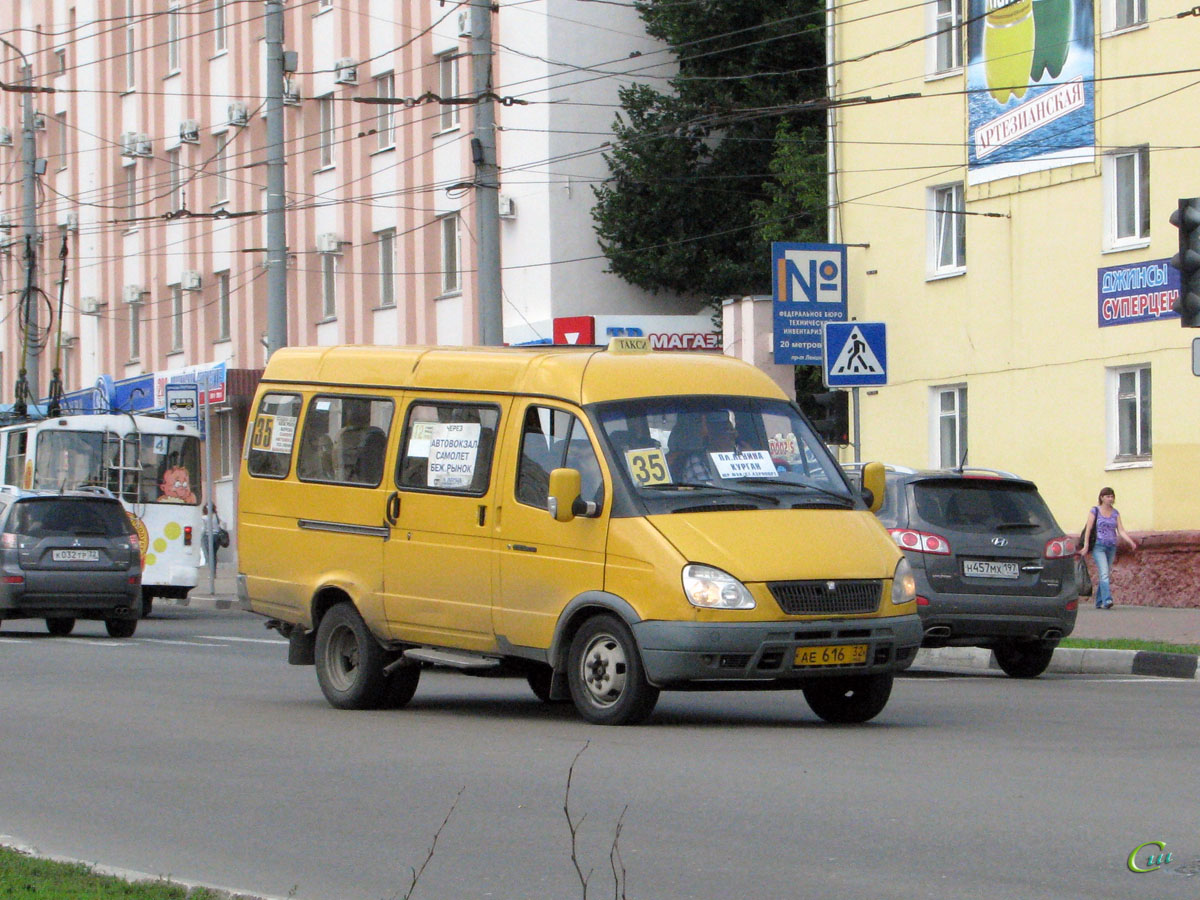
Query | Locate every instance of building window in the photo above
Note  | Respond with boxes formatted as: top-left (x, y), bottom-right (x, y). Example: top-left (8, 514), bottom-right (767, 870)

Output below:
top-left (128, 298), bottom-right (141, 360)
top-left (933, 385), bottom-right (967, 468)
top-left (1114, 0), bottom-right (1146, 29)
top-left (318, 0), bottom-right (332, 7)
top-left (55, 48), bottom-right (67, 74)
top-left (217, 270), bottom-right (231, 340)
top-left (322, 253), bottom-right (338, 318)
top-left (440, 213), bottom-right (460, 294)
top-left (171, 285), bottom-right (184, 351)
top-left (929, 183), bottom-right (965, 276)
top-left (125, 165), bottom-right (138, 213)
top-left (439, 54), bottom-right (459, 131)
top-left (213, 0), bottom-right (227, 52)
top-left (929, 0), bottom-right (962, 74)
top-left (319, 95), bottom-right (335, 167)
top-left (215, 409), bottom-right (234, 478)
top-left (168, 2), bottom-right (181, 72)
top-left (376, 72), bottom-right (395, 149)
top-left (125, 1), bottom-right (136, 89)
top-left (214, 134), bottom-right (229, 203)
top-left (55, 113), bottom-right (68, 170)
top-left (377, 228), bottom-right (396, 307)
top-left (1105, 146), bottom-right (1149, 248)
top-left (1110, 365), bottom-right (1151, 460)
top-left (167, 148), bottom-right (183, 211)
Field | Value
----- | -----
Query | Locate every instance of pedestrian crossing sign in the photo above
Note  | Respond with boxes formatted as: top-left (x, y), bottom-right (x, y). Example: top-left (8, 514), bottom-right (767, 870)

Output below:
top-left (823, 322), bottom-right (887, 387)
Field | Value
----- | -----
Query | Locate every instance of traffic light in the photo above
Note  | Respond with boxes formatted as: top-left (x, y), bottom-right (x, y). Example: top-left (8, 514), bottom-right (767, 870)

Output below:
top-left (805, 390), bottom-right (850, 445)
top-left (1169, 198), bottom-right (1200, 327)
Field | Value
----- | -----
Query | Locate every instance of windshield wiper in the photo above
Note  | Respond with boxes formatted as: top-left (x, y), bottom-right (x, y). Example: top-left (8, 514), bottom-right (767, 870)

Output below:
top-left (732, 478), bottom-right (856, 508)
top-left (642, 481), bottom-right (780, 505)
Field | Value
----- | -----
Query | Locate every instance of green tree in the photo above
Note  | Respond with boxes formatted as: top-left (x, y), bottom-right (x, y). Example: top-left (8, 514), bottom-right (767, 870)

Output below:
top-left (592, 0), bottom-right (827, 303)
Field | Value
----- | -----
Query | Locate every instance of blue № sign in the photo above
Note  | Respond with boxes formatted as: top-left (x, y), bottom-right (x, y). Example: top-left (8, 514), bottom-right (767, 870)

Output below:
top-left (1096, 258), bottom-right (1180, 328)
top-left (823, 322), bottom-right (887, 388)
top-left (772, 242), bottom-right (848, 364)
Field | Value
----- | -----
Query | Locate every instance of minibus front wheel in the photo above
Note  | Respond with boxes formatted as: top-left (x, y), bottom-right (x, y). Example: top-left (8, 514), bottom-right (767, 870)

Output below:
top-left (315, 603), bottom-right (388, 709)
top-left (567, 614), bottom-right (659, 725)
top-left (802, 673), bottom-right (893, 724)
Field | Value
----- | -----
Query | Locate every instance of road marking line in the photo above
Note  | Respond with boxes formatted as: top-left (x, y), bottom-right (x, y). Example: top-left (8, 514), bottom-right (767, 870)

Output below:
top-left (196, 636), bottom-right (286, 644)
top-left (141, 638), bottom-right (227, 647)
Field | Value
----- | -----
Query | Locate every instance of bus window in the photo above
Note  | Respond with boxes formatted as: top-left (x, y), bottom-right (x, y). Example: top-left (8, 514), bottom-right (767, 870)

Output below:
top-left (5, 431), bottom-right (27, 486)
top-left (141, 433), bottom-right (202, 504)
top-left (32, 430), bottom-right (106, 490)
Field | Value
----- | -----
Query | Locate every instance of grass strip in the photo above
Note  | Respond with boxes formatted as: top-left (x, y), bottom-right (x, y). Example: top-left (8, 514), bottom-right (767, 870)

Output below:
top-left (1061, 637), bottom-right (1200, 655)
top-left (0, 845), bottom-right (226, 900)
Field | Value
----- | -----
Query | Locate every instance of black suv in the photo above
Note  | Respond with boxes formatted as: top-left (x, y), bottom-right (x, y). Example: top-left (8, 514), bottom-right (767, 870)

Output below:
top-left (845, 465), bottom-right (1077, 678)
top-left (0, 487), bottom-right (142, 637)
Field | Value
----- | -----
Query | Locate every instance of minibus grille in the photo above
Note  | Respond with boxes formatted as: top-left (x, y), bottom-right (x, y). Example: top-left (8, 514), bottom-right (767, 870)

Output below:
top-left (767, 580), bottom-right (882, 615)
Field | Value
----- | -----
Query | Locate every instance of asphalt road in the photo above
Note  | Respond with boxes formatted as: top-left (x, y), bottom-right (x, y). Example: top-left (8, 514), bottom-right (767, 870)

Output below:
top-left (1, 607), bottom-right (1198, 900)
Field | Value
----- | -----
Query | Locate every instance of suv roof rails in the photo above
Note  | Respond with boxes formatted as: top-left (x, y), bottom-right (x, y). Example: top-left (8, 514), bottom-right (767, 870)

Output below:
top-left (944, 466), bottom-right (1020, 479)
top-left (73, 485), bottom-right (117, 498)
top-left (842, 462), bottom-right (917, 475)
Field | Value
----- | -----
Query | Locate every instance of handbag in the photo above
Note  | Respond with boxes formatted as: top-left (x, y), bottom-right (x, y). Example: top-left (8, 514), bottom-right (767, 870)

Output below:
top-left (1074, 556), bottom-right (1093, 597)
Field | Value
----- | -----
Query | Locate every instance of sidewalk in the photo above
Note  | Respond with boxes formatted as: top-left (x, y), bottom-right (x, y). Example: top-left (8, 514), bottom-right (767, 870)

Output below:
top-left (179, 556), bottom-right (1200, 680)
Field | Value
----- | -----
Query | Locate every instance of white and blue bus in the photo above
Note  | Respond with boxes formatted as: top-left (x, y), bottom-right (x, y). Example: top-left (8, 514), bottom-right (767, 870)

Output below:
top-left (0, 413), bottom-right (204, 615)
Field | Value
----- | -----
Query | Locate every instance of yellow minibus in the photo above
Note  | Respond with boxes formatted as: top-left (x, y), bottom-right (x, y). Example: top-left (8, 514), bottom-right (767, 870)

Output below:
top-left (238, 339), bottom-right (922, 725)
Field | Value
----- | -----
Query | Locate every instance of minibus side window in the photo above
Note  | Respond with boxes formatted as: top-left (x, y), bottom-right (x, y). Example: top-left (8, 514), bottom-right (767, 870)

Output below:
top-left (397, 402), bottom-right (499, 495)
top-left (247, 393), bottom-right (302, 479)
top-left (297, 395), bottom-right (393, 487)
top-left (515, 407), bottom-right (603, 510)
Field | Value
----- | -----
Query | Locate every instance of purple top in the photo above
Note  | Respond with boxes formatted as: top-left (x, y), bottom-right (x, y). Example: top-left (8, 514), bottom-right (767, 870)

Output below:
top-left (1094, 506), bottom-right (1120, 547)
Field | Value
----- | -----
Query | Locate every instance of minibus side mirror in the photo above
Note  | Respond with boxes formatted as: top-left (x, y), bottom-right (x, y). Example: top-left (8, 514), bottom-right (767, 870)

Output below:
top-left (548, 468), bottom-right (587, 522)
top-left (861, 461), bottom-right (886, 514)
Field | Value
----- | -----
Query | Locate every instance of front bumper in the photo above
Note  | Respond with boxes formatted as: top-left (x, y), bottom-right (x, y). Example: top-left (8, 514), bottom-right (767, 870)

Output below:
top-left (632, 614), bottom-right (924, 687)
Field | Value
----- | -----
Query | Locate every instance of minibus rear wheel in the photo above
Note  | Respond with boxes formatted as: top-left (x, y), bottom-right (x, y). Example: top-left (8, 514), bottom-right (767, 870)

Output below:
top-left (567, 614), bottom-right (659, 725)
top-left (315, 603), bottom-right (387, 709)
top-left (802, 673), bottom-right (893, 724)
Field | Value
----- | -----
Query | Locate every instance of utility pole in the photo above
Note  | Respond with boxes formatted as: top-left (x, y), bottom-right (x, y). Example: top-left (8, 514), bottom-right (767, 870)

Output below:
top-left (471, 0), bottom-right (503, 346)
top-left (264, 0), bottom-right (288, 359)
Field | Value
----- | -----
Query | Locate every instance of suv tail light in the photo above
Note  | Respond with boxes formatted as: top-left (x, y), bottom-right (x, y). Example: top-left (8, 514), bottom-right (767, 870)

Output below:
top-left (1044, 536), bottom-right (1073, 558)
top-left (1, 532), bottom-right (16, 549)
top-left (889, 528), bottom-right (952, 555)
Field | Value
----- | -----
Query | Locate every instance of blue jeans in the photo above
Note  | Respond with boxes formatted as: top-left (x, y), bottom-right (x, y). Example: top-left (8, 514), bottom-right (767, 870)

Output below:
top-left (1092, 544), bottom-right (1117, 607)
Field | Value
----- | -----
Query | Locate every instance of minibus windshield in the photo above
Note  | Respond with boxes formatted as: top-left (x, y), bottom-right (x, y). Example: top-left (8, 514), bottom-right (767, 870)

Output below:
top-left (595, 396), bottom-right (854, 508)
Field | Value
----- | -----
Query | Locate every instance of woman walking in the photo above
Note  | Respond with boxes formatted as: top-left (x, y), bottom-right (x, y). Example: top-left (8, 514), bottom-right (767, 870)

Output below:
top-left (1078, 487), bottom-right (1138, 609)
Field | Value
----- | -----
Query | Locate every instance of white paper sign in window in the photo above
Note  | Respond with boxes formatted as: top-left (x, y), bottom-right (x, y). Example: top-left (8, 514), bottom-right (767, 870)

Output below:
top-left (427, 422), bottom-right (481, 488)
top-left (711, 450), bottom-right (777, 480)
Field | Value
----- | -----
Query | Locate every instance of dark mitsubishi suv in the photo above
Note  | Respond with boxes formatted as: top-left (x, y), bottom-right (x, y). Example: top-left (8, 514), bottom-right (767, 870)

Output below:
top-left (0, 487), bottom-right (142, 637)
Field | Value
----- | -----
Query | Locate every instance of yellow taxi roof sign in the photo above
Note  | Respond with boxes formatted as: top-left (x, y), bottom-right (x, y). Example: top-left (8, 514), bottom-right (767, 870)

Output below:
top-left (606, 336), bottom-right (652, 353)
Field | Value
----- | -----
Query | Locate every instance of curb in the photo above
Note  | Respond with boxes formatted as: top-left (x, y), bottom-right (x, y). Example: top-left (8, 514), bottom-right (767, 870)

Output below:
top-left (916, 646), bottom-right (1200, 680)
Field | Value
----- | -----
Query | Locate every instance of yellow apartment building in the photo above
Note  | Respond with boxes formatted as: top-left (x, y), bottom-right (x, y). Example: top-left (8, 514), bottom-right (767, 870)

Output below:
top-left (829, 0), bottom-right (1200, 558)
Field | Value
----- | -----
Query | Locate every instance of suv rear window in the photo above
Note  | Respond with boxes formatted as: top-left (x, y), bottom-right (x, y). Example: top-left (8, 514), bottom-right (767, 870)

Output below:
top-left (9, 499), bottom-right (131, 538)
top-left (912, 480), bottom-right (1056, 534)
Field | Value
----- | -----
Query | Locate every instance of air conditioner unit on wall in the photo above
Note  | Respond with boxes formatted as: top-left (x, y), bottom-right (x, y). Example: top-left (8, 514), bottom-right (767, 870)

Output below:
top-left (181, 270), bottom-right (202, 291)
top-left (0, 126), bottom-right (11, 146)
top-left (32, 113), bottom-right (46, 131)
top-left (334, 59), bottom-right (358, 85)
top-left (123, 284), bottom-right (144, 304)
top-left (119, 131), bottom-right (139, 158)
top-left (283, 84), bottom-right (301, 106)
top-left (457, 11), bottom-right (471, 37)
top-left (179, 119), bottom-right (200, 144)
top-left (316, 233), bottom-right (342, 253)
top-left (135, 134), bottom-right (153, 157)
top-left (63, 212), bottom-right (79, 231)
top-left (80, 297), bottom-right (106, 315)
top-left (228, 101), bottom-right (249, 126)
top-left (498, 195), bottom-right (515, 218)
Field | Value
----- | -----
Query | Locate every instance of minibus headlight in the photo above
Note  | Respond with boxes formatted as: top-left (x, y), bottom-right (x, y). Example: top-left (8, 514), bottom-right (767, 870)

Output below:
top-left (891, 557), bottom-right (916, 606)
top-left (682, 564), bottom-right (755, 610)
